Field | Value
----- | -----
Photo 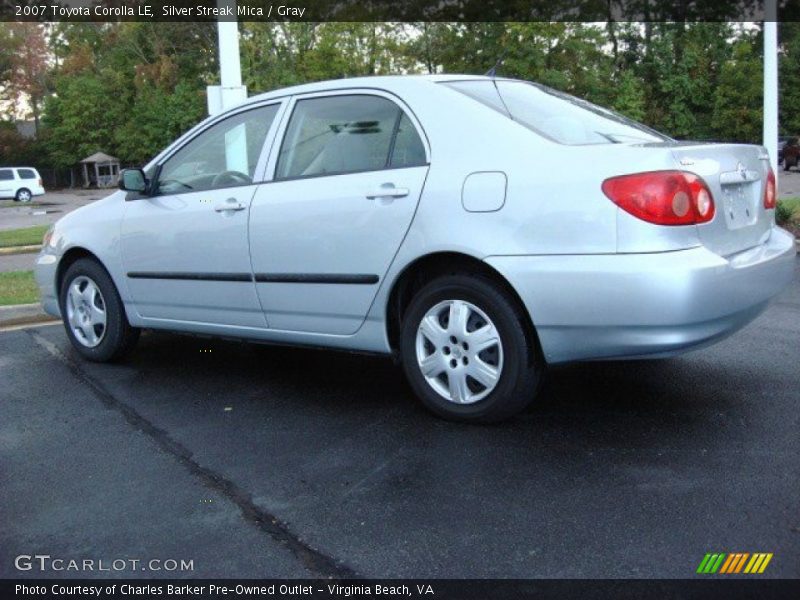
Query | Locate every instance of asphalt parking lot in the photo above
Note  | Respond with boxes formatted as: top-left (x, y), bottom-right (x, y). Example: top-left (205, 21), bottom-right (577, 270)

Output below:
top-left (1, 258), bottom-right (799, 580)
top-left (0, 189), bottom-right (104, 232)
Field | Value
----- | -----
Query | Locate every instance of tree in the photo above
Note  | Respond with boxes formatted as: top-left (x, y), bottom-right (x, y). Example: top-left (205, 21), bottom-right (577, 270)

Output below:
top-left (711, 35), bottom-right (764, 143)
top-left (779, 22), bottom-right (800, 136)
top-left (6, 23), bottom-right (50, 136)
top-left (612, 69), bottom-right (646, 122)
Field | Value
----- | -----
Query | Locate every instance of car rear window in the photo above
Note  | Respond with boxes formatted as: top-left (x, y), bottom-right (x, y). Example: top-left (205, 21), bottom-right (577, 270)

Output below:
top-left (443, 80), bottom-right (669, 146)
top-left (16, 168), bottom-right (36, 179)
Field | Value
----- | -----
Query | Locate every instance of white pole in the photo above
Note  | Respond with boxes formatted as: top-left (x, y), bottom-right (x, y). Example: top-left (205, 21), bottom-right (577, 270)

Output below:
top-left (217, 0), bottom-right (242, 90)
top-left (763, 0), bottom-right (779, 175)
top-left (207, 0), bottom-right (247, 116)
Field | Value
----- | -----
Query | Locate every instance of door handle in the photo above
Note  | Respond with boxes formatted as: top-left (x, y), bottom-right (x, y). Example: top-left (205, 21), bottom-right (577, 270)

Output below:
top-left (214, 199), bottom-right (246, 213)
top-left (366, 184), bottom-right (409, 200)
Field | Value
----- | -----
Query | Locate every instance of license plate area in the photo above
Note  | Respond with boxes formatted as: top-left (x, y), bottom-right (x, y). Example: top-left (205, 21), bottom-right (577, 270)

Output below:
top-left (720, 182), bottom-right (757, 229)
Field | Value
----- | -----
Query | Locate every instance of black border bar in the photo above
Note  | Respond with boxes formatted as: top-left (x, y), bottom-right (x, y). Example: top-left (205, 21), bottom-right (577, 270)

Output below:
top-left (3, 0), bottom-right (797, 23)
top-left (4, 579), bottom-right (800, 600)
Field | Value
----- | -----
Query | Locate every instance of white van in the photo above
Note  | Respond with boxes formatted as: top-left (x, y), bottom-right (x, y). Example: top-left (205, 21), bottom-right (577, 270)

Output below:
top-left (0, 167), bottom-right (46, 202)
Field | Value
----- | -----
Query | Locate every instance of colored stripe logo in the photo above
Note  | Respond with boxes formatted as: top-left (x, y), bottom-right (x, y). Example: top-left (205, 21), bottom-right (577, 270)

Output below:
top-left (697, 552), bottom-right (773, 574)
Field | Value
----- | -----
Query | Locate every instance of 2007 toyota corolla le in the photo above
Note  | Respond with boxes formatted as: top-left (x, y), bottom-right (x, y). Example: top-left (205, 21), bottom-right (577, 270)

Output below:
top-left (35, 75), bottom-right (796, 422)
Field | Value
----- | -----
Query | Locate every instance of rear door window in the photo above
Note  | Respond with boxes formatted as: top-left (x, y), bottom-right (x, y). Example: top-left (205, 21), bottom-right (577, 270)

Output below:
top-left (276, 95), bottom-right (411, 179)
top-left (0, 169), bottom-right (14, 181)
top-left (389, 113), bottom-right (427, 168)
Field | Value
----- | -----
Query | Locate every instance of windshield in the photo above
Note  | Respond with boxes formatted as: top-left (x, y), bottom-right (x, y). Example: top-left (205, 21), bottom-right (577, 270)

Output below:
top-left (443, 80), bottom-right (670, 146)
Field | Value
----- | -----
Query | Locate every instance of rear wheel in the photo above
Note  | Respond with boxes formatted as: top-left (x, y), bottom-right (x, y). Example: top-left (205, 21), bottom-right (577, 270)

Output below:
top-left (15, 188), bottom-right (32, 202)
top-left (59, 258), bottom-right (139, 362)
top-left (400, 274), bottom-right (543, 423)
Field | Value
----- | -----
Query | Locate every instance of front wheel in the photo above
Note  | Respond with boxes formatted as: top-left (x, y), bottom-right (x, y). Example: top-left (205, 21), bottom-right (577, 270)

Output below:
top-left (60, 258), bottom-right (140, 362)
top-left (400, 274), bottom-right (544, 423)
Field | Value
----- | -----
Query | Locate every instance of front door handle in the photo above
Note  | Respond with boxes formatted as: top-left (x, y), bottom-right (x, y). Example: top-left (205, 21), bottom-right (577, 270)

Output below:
top-left (214, 199), bottom-right (246, 213)
top-left (366, 184), bottom-right (409, 200)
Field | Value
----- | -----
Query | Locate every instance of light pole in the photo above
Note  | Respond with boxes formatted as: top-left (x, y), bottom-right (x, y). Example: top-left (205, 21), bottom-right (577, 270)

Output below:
top-left (207, 0), bottom-right (247, 116)
top-left (763, 0), bottom-right (778, 174)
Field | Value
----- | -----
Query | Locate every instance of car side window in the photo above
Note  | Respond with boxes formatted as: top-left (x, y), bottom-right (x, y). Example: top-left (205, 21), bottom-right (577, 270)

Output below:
top-left (157, 104), bottom-right (279, 195)
top-left (0, 169), bottom-right (13, 181)
top-left (17, 169), bottom-right (36, 179)
top-left (276, 95), bottom-right (418, 179)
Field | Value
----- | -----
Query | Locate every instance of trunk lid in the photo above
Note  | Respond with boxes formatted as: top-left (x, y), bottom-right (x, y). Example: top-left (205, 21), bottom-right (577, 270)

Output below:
top-left (667, 142), bottom-right (773, 256)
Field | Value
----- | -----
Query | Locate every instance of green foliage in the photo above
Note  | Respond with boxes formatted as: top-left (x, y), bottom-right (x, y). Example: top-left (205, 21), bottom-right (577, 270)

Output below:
top-left (42, 23), bottom-right (212, 166)
top-left (779, 23), bottom-right (800, 136)
top-left (1, 21), bottom-right (799, 171)
top-left (776, 197), bottom-right (800, 226)
top-left (612, 70), bottom-right (646, 122)
top-left (0, 226), bottom-right (49, 248)
top-left (775, 202), bottom-right (793, 226)
top-left (711, 35), bottom-right (764, 143)
top-left (114, 82), bottom-right (206, 165)
top-left (0, 271), bottom-right (39, 306)
top-left (0, 125), bottom-right (47, 166)
top-left (43, 73), bottom-right (127, 167)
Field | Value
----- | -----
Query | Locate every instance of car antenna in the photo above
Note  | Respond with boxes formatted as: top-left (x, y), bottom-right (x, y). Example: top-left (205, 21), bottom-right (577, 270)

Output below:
top-left (485, 51), bottom-right (508, 78)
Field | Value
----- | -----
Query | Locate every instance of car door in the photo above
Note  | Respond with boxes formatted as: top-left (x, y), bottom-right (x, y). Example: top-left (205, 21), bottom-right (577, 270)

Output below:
top-left (248, 91), bottom-right (430, 335)
top-left (121, 101), bottom-right (283, 328)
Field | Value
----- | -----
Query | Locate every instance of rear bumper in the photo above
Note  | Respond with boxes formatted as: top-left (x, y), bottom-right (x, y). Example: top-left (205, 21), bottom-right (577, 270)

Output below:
top-left (485, 227), bottom-right (796, 364)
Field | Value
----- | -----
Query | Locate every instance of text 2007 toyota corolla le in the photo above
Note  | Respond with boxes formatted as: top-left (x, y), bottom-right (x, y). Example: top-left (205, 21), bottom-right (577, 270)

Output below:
top-left (35, 75), bottom-right (795, 422)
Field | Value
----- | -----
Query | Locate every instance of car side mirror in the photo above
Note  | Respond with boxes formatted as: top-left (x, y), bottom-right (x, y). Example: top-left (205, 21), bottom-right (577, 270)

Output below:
top-left (119, 168), bottom-right (149, 194)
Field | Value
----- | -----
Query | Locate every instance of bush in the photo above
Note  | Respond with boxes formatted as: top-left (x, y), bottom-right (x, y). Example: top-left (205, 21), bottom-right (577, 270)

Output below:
top-left (776, 202), bottom-right (793, 225)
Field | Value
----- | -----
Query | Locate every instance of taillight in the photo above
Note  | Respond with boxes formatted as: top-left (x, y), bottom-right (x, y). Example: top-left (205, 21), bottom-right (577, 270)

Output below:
top-left (601, 170), bottom-right (715, 226)
top-left (763, 167), bottom-right (776, 209)
top-left (38, 178), bottom-right (43, 187)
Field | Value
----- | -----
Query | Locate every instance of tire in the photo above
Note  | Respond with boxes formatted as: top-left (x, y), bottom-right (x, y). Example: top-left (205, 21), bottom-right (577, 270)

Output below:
top-left (399, 274), bottom-right (544, 423)
top-left (59, 258), bottom-right (140, 362)
top-left (15, 188), bottom-right (32, 202)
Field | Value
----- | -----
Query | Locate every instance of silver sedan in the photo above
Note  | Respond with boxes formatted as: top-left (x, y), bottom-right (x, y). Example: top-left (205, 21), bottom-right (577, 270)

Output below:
top-left (35, 75), bottom-right (796, 422)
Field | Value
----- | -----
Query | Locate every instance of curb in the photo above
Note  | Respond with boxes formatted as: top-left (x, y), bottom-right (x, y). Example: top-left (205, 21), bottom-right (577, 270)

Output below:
top-left (0, 314), bottom-right (58, 329)
top-left (0, 245), bottom-right (41, 256)
top-left (0, 303), bottom-right (57, 330)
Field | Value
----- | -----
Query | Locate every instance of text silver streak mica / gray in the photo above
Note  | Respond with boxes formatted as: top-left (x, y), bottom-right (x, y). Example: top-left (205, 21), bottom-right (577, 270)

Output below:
top-left (35, 74), bottom-right (795, 369)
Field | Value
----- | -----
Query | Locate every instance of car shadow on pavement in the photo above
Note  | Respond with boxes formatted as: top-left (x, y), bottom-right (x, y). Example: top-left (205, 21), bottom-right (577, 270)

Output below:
top-left (109, 329), bottom-right (748, 460)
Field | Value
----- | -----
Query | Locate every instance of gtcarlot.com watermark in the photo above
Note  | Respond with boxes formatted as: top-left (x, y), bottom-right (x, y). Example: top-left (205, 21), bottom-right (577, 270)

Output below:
top-left (14, 554), bottom-right (194, 573)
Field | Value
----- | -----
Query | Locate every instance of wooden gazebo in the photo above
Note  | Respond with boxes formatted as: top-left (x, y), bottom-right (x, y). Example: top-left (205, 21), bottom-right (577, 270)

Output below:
top-left (80, 152), bottom-right (120, 188)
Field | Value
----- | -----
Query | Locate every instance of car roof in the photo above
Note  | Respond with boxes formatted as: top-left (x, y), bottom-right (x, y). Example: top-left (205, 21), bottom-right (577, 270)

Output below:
top-left (244, 74), bottom-right (514, 104)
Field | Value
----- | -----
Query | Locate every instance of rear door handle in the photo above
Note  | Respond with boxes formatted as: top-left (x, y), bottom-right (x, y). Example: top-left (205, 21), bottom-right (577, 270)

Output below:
top-left (214, 199), bottom-right (246, 213)
top-left (366, 184), bottom-right (409, 200)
